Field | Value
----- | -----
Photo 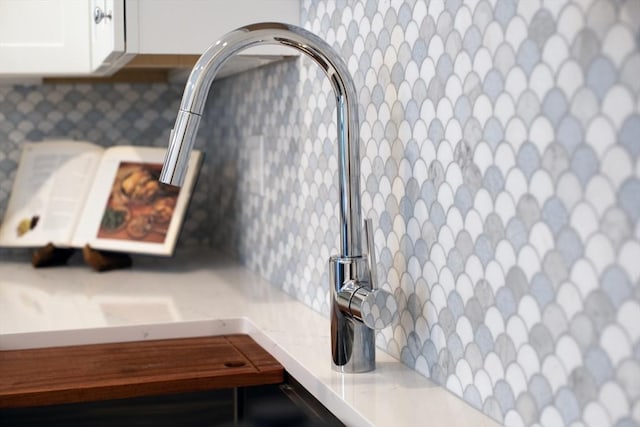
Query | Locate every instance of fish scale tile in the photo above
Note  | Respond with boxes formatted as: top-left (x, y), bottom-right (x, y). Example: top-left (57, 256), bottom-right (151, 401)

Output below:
top-left (192, 0), bottom-right (640, 425)
top-left (0, 83), bottom-right (211, 250)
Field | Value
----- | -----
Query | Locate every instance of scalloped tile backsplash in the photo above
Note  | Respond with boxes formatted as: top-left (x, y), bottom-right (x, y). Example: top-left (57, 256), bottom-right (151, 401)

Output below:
top-left (201, 1), bottom-right (640, 425)
top-left (0, 84), bottom-right (212, 249)
top-left (1, 0), bottom-right (639, 425)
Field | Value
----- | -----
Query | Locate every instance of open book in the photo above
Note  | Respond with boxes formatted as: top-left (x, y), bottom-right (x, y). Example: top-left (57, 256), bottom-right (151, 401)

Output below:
top-left (0, 140), bottom-right (202, 256)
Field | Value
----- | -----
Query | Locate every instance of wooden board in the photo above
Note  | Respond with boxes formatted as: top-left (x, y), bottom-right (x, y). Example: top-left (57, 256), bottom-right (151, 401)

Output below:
top-left (0, 334), bottom-right (283, 408)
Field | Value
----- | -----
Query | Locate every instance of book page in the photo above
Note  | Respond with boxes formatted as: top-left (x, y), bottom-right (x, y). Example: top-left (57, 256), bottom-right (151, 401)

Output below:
top-left (0, 141), bottom-right (103, 247)
top-left (71, 146), bottom-right (202, 256)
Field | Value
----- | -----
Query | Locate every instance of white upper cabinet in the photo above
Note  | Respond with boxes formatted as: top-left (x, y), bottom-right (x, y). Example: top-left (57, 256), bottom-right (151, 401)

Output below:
top-left (0, 0), bottom-right (94, 75)
top-left (0, 0), bottom-right (300, 77)
top-left (127, 0), bottom-right (299, 56)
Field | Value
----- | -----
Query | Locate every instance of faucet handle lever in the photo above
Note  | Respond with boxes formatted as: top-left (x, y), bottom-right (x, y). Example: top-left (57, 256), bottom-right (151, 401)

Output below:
top-left (352, 218), bottom-right (398, 329)
top-left (345, 286), bottom-right (397, 330)
top-left (364, 218), bottom-right (378, 289)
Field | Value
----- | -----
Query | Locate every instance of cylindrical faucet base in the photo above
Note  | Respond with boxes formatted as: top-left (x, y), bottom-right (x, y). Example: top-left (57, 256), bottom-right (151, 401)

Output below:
top-left (329, 255), bottom-right (375, 373)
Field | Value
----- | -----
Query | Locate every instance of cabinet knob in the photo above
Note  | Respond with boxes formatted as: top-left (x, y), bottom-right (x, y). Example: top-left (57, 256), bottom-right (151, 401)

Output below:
top-left (94, 7), bottom-right (112, 24)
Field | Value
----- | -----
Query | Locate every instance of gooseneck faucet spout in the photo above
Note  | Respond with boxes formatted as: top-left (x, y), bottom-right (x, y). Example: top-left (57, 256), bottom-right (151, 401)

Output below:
top-left (160, 22), bottom-right (396, 373)
top-left (160, 22), bottom-right (362, 258)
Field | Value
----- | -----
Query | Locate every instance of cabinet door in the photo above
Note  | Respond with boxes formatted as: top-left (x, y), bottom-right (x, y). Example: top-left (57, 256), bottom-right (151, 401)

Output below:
top-left (91, 0), bottom-right (126, 74)
top-left (128, 0), bottom-right (300, 56)
top-left (0, 0), bottom-right (91, 75)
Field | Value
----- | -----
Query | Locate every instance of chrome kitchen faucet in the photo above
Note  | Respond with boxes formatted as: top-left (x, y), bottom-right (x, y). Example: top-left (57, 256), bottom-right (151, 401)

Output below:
top-left (160, 22), bottom-right (396, 372)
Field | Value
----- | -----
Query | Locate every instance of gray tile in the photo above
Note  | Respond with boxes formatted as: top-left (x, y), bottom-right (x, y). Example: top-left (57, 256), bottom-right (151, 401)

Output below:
top-left (543, 250), bottom-right (569, 286)
top-left (619, 177), bottom-right (640, 224)
top-left (516, 39), bottom-right (540, 75)
top-left (594, 206), bottom-right (627, 249)
top-left (556, 116), bottom-right (584, 155)
top-left (570, 87), bottom-right (599, 127)
top-left (617, 418), bottom-right (639, 427)
top-left (570, 313), bottom-right (597, 351)
top-left (454, 186), bottom-right (474, 215)
top-left (568, 367), bottom-right (598, 406)
top-left (464, 384), bottom-right (483, 410)
top-left (556, 227), bottom-right (584, 265)
top-left (495, 286), bottom-right (517, 319)
top-left (436, 10), bottom-right (454, 38)
top-left (447, 290), bottom-right (465, 318)
top-left (462, 26), bottom-right (482, 57)
top-left (543, 303), bottom-right (569, 340)
top-left (586, 0), bottom-right (617, 38)
top-left (505, 218), bottom-right (528, 251)
top-left (541, 144), bottom-right (570, 180)
top-left (616, 359), bottom-right (640, 401)
top-left (494, 43), bottom-right (516, 76)
top-left (445, 30), bottom-right (463, 58)
top-left (601, 266), bottom-right (633, 307)
top-left (619, 114), bottom-right (640, 158)
top-left (531, 273), bottom-right (555, 308)
top-left (463, 163), bottom-right (483, 195)
top-left (483, 118), bottom-right (504, 149)
top-left (475, 324), bottom-right (495, 356)
top-left (516, 392), bottom-right (539, 426)
top-left (587, 56), bottom-right (618, 100)
top-left (555, 387), bottom-right (582, 425)
top-left (447, 248), bottom-right (465, 277)
top-left (454, 95), bottom-right (472, 123)
top-left (517, 194), bottom-right (541, 229)
top-left (485, 213), bottom-right (505, 246)
top-left (455, 229), bottom-right (475, 259)
top-left (541, 88), bottom-right (568, 126)
top-left (529, 9), bottom-right (556, 49)
top-left (429, 201), bottom-right (446, 231)
top-left (483, 166), bottom-right (505, 198)
top-left (529, 374), bottom-right (553, 409)
top-left (571, 29), bottom-right (601, 69)
top-left (447, 333), bottom-right (464, 360)
top-left (465, 298), bottom-right (485, 331)
top-left (475, 233), bottom-right (495, 266)
top-left (475, 279), bottom-right (495, 309)
top-left (482, 397), bottom-right (503, 423)
top-left (437, 347), bottom-right (456, 380)
top-left (506, 266), bottom-right (529, 301)
top-left (495, 333), bottom-right (517, 366)
top-left (494, 380), bottom-right (516, 414)
top-left (571, 146), bottom-right (600, 186)
top-left (542, 197), bottom-right (569, 234)
top-left (473, 1), bottom-right (493, 33)
top-left (428, 119), bottom-right (445, 147)
top-left (584, 290), bottom-right (616, 333)
top-left (494, 0), bottom-right (517, 28)
top-left (584, 347), bottom-right (615, 386)
top-left (515, 90), bottom-right (541, 126)
top-left (620, 53), bottom-right (640, 93)
top-left (517, 142), bottom-right (541, 179)
top-left (483, 69), bottom-right (504, 102)
top-left (445, 0), bottom-right (462, 14)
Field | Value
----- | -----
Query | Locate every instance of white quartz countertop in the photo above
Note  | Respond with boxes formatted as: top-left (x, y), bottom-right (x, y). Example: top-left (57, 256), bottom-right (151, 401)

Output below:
top-left (0, 249), bottom-right (499, 427)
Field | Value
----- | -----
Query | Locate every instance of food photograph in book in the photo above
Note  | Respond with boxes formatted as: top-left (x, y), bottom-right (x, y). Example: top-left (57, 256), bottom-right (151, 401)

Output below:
top-left (97, 161), bottom-right (180, 244)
